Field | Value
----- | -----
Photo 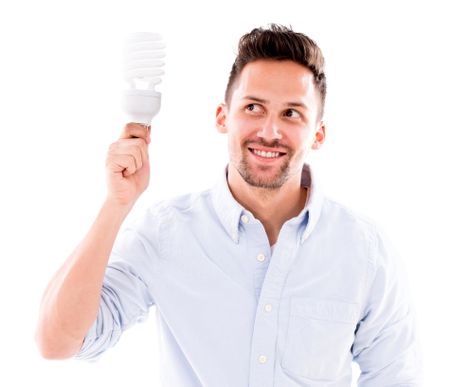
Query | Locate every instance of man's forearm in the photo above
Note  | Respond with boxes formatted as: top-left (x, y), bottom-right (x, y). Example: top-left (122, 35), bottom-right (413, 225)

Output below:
top-left (35, 198), bottom-right (133, 359)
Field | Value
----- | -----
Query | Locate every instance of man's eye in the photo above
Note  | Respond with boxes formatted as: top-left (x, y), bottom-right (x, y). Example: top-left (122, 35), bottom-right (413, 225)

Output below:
top-left (246, 104), bottom-right (261, 112)
top-left (284, 109), bottom-right (301, 118)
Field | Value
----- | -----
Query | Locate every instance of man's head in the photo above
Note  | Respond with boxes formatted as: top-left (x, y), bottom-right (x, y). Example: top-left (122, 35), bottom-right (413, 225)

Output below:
top-left (216, 24), bottom-right (327, 191)
top-left (225, 24), bottom-right (326, 120)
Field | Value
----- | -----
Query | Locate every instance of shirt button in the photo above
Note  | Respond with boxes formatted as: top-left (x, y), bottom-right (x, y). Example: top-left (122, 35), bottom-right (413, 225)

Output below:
top-left (258, 355), bottom-right (267, 364)
top-left (241, 214), bottom-right (249, 224)
top-left (264, 304), bottom-right (272, 312)
top-left (257, 253), bottom-right (266, 262)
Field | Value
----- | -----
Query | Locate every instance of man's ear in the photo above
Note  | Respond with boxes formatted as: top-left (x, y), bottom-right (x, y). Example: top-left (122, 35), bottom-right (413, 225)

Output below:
top-left (311, 121), bottom-right (326, 150)
top-left (216, 103), bottom-right (228, 134)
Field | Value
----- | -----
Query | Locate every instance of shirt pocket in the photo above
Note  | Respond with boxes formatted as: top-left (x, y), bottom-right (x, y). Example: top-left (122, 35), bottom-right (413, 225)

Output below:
top-left (281, 297), bottom-right (360, 382)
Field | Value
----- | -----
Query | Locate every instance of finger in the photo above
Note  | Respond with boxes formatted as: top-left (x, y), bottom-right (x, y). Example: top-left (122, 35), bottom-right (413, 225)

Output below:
top-left (120, 122), bottom-right (150, 142)
top-left (112, 138), bottom-right (147, 166)
top-left (146, 125), bottom-right (151, 144)
top-left (106, 154), bottom-right (137, 176)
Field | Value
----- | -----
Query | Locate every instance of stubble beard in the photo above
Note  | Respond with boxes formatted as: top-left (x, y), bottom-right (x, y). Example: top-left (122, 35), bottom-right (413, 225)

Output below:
top-left (237, 148), bottom-right (292, 190)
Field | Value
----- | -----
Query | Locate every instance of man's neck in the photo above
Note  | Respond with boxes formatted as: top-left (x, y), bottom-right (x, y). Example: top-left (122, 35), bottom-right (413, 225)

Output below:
top-left (227, 165), bottom-right (308, 245)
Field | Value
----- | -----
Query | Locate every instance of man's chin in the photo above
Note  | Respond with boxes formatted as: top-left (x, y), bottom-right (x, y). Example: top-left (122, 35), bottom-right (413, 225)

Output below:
top-left (249, 181), bottom-right (285, 190)
top-left (236, 159), bottom-right (290, 189)
top-left (242, 172), bottom-right (286, 190)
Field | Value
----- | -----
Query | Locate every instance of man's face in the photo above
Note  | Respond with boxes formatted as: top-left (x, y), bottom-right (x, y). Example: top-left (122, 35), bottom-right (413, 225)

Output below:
top-left (216, 59), bottom-right (325, 190)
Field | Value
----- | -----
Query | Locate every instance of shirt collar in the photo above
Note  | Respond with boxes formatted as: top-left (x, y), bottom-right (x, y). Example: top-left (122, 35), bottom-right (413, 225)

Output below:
top-left (210, 163), bottom-right (324, 245)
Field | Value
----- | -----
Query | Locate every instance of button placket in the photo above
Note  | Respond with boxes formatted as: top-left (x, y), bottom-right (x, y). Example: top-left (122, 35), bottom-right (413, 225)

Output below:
top-left (248, 297), bottom-right (279, 386)
top-left (248, 227), bottom-right (300, 386)
top-left (245, 218), bottom-right (277, 386)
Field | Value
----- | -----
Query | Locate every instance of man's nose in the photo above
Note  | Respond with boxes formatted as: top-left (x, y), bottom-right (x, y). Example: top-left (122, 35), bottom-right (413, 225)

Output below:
top-left (256, 116), bottom-right (282, 140)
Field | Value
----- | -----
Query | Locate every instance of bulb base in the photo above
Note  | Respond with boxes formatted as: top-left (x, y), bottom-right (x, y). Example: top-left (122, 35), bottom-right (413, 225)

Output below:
top-left (122, 89), bottom-right (161, 125)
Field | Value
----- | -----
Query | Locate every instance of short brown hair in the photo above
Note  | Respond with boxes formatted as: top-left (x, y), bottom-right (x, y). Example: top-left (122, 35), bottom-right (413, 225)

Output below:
top-left (225, 24), bottom-right (327, 119)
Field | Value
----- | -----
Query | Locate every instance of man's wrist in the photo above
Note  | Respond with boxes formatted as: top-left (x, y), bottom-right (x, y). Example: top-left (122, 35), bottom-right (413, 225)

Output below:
top-left (102, 197), bottom-right (135, 219)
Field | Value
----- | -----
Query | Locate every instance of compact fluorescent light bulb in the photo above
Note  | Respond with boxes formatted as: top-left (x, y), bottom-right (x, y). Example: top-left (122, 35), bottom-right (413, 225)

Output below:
top-left (122, 32), bottom-right (165, 125)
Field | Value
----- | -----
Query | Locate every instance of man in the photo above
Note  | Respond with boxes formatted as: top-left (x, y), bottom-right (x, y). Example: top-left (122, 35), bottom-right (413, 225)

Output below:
top-left (36, 24), bottom-right (423, 386)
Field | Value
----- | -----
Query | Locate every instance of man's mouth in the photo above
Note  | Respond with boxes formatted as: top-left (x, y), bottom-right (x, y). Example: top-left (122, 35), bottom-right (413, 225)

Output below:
top-left (248, 147), bottom-right (287, 159)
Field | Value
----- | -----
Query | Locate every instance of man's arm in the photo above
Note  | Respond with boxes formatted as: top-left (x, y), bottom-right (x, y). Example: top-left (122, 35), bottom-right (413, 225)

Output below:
top-left (352, 226), bottom-right (423, 386)
top-left (35, 123), bottom-right (151, 359)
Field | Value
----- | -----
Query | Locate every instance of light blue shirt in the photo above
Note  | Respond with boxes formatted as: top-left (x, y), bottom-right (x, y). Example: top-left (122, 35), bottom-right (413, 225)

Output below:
top-left (76, 164), bottom-right (423, 386)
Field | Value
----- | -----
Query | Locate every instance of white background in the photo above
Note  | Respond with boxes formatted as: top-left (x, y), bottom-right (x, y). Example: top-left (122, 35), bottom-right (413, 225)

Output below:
top-left (0, 0), bottom-right (448, 385)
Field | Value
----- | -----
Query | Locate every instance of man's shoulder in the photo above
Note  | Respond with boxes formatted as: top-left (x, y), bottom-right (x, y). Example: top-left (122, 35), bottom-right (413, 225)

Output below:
top-left (124, 187), bottom-right (214, 235)
top-left (319, 196), bottom-right (388, 251)
top-left (321, 195), bottom-right (379, 230)
top-left (145, 187), bottom-right (214, 218)
top-left (320, 196), bottom-right (396, 265)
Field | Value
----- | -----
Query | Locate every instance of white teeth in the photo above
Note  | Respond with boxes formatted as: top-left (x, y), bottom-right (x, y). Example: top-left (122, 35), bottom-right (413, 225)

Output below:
top-left (253, 149), bottom-right (280, 158)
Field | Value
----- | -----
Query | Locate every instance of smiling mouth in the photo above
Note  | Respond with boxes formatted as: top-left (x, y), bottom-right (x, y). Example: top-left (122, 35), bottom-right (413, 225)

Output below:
top-left (248, 147), bottom-right (287, 159)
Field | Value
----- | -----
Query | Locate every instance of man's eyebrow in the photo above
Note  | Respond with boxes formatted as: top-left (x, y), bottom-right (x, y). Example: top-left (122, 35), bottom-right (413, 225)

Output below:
top-left (242, 96), bottom-right (268, 104)
top-left (242, 95), bottom-right (308, 109)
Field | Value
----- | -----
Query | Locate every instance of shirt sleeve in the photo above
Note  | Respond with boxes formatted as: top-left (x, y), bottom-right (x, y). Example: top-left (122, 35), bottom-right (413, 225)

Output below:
top-left (352, 225), bottom-right (424, 386)
top-left (74, 209), bottom-right (161, 361)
